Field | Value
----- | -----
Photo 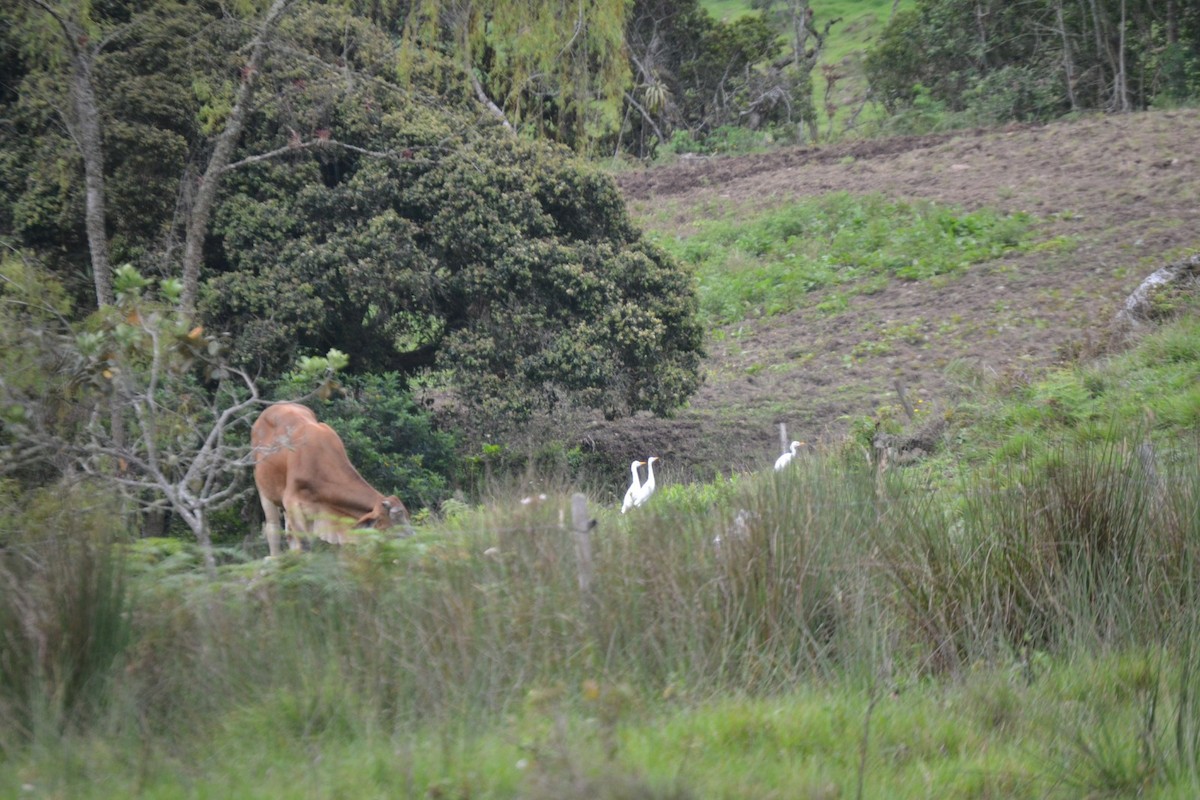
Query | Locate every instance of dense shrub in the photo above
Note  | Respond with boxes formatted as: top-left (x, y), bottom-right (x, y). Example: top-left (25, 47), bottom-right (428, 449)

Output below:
top-left (206, 122), bottom-right (704, 422)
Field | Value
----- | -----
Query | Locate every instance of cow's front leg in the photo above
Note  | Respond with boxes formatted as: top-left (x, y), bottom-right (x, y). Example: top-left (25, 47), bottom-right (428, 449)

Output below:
top-left (283, 502), bottom-right (310, 552)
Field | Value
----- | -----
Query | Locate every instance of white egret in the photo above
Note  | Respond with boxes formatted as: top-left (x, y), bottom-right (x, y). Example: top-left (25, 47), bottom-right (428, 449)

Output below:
top-left (631, 456), bottom-right (659, 508)
top-left (620, 460), bottom-right (645, 514)
top-left (774, 441), bottom-right (804, 471)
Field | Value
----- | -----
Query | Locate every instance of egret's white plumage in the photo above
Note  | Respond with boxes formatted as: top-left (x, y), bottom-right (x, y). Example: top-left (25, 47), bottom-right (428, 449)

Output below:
top-left (630, 456), bottom-right (659, 508)
top-left (620, 460), bottom-right (645, 514)
top-left (774, 441), bottom-right (804, 471)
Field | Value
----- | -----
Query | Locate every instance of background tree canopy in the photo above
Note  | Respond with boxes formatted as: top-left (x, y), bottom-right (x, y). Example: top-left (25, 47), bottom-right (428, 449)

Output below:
top-left (2, 0), bottom-right (704, 426)
top-left (865, 0), bottom-right (1200, 123)
top-left (206, 126), bottom-right (704, 420)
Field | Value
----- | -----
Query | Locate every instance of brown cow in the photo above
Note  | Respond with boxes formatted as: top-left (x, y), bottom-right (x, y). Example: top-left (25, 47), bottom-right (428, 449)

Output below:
top-left (251, 402), bottom-right (410, 557)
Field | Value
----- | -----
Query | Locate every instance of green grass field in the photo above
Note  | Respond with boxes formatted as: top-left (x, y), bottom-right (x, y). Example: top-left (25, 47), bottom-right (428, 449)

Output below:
top-left (5, 289), bottom-right (1200, 795)
top-left (8, 648), bottom-right (1194, 798)
top-left (651, 191), bottom-right (1031, 323)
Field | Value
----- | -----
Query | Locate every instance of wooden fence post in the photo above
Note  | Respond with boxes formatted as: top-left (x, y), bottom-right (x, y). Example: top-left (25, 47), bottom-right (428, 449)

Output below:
top-left (571, 493), bottom-right (594, 598)
top-left (893, 378), bottom-right (916, 422)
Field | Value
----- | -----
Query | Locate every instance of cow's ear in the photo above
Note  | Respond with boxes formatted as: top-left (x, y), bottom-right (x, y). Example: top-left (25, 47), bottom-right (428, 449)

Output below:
top-left (354, 511), bottom-right (376, 528)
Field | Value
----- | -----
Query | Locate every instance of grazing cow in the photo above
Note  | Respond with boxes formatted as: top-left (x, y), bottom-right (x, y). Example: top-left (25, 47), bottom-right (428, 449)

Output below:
top-left (251, 402), bottom-right (410, 557)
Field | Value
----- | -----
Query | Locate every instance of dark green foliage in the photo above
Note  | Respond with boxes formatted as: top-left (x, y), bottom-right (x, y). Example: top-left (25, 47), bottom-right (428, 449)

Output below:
top-left (1157, 40), bottom-right (1200, 105)
top-left (0, 2), bottom-right (230, 302)
top-left (865, 2), bottom-right (1066, 119)
top-left (624, 0), bottom-right (805, 156)
top-left (1, 0), bottom-right (706, 422)
top-left (960, 65), bottom-right (1064, 125)
top-left (208, 124), bottom-right (704, 420)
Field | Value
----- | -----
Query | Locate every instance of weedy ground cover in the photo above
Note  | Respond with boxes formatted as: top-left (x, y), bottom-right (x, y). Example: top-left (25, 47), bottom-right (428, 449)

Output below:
top-left (924, 292), bottom-right (1200, 479)
top-left (2, 222), bottom-right (1197, 797)
top-left (652, 192), bottom-right (1032, 324)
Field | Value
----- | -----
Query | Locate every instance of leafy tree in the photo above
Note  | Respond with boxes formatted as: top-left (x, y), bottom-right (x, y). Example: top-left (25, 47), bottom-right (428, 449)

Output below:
top-left (4, 0), bottom-right (705, 429)
top-left (401, 0), bottom-right (631, 153)
top-left (623, 0), bottom-right (803, 156)
top-left (0, 257), bottom-right (263, 573)
top-left (2, 0), bottom-right (201, 307)
top-left (205, 122), bottom-right (704, 421)
top-left (5, 0), bottom-right (335, 315)
top-left (7, 0), bottom-right (135, 307)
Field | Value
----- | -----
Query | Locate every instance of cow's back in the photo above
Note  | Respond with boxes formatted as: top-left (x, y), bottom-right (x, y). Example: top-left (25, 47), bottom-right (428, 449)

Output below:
top-left (280, 421), bottom-right (361, 498)
top-left (251, 403), bottom-right (321, 505)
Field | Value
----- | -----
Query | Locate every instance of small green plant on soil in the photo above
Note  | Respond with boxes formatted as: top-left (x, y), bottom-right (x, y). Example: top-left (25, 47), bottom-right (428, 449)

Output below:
top-left (652, 192), bottom-right (1032, 325)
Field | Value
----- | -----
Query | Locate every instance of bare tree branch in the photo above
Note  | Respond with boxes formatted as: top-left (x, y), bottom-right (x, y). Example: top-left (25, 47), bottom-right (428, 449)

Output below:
top-left (471, 69), bottom-right (514, 131)
top-left (221, 137), bottom-right (400, 172)
top-left (622, 90), bottom-right (666, 147)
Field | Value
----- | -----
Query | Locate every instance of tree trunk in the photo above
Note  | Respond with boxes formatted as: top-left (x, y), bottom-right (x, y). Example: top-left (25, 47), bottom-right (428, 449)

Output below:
top-left (1056, 0), bottom-right (1079, 111)
top-left (974, 1), bottom-right (990, 68)
top-left (622, 90), bottom-right (665, 149)
top-left (1116, 0), bottom-right (1129, 111)
top-left (1087, 0), bottom-right (1120, 110)
top-left (790, 0), bottom-right (811, 66)
top-left (70, 46), bottom-right (113, 308)
top-left (30, 0), bottom-right (116, 309)
top-left (194, 512), bottom-right (218, 579)
top-left (180, 0), bottom-right (292, 315)
top-left (471, 68), bottom-right (513, 129)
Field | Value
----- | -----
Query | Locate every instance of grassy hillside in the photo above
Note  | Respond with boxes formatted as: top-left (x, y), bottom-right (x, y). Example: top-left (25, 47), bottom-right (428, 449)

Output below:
top-left (610, 109), bottom-right (1200, 484)
top-left (4, 288), bottom-right (1200, 796)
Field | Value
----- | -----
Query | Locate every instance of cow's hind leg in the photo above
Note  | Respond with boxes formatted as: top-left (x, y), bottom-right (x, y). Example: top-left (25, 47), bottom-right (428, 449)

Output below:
top-left (260, 494), bottom-right (284, 558)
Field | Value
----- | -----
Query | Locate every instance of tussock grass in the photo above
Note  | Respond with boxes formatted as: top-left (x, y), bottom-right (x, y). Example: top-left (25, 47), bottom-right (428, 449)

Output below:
top-left (0, 486), bottom-right (130, 747)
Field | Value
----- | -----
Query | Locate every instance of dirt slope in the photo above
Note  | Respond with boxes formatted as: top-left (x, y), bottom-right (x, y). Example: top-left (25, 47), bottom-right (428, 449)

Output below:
top-left (591, 110), bottom-right (1200, 482)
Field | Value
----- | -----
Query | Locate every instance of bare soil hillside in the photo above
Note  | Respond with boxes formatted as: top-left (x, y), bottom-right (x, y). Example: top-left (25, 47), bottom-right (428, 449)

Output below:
top-left (590, 110), bottom-right (1200, 483)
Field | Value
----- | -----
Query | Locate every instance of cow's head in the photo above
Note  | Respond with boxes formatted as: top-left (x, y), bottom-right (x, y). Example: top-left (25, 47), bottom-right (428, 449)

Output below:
top-left (356, 496), bottom-right (413, 536)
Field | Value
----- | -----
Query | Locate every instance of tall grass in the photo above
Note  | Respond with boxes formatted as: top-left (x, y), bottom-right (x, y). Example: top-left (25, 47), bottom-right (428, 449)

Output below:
top-left (0, 526), bottom-right (130, 745)
top-left (3, 438), bottom-right (1200, 794)
top-left (881, 438), bottom-right (1198, 675)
